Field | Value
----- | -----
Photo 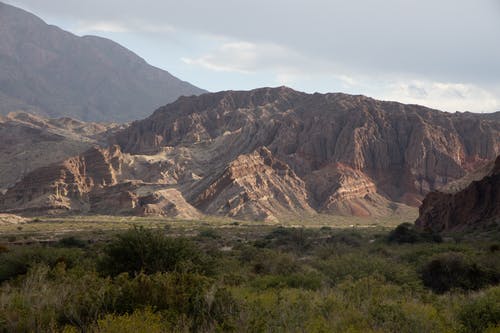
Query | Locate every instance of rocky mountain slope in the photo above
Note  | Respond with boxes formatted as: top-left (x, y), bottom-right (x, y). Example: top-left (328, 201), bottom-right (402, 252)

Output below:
top-left (0, 2), bottom-right (205, 122)
top-left (1, 87), bottom-right (499, 221)
top-left (415, 155), bottom-right (500, 232)
top-left (0, 111), bottom-right (122, 192)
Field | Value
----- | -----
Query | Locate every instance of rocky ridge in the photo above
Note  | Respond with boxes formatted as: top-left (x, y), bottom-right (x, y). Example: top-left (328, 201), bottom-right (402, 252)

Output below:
top-left (415, 155), bottom-right (500, 232)
top-left (0, 111), bottom-right (123, 192)
top-left (1, 87), bottom-right (500, 220)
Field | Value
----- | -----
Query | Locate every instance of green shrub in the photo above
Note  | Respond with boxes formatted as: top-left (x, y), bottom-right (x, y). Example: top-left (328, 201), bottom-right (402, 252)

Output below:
top-left (248, 250), bottom-right (300, 276)
top-left (113, 272), bottom-right (238, 331)
top-left (57, 236), bottom-right (87, 248)
top-left (388, 223), bottom-right (442, 244)
top-left (251, 272), bottom-right (324, 290)
top-left (369, 301), bottom-right (445, 333)
top-left (459, 286), bottom-right (500, 333)
top-left (198, 228), bottom-right (220, 239)
top-left (0, 246), bottom-right (83, 282)
top-left (314, 252), bottom-right (421, 289)
top-left (421, 252), bottom-right (498, 293)
top-left (326, 231), bottom-right (363, 247)
top-left (57, 269), bottom-right (117, 328)
top-left (489, 244), bottom-right (500, 253)
top-left (98, 227), bottom-right (203, 276)
top-left (92, 307), bottom-right (168, 333)
top-left (264, 227), bottom-right (315, 251)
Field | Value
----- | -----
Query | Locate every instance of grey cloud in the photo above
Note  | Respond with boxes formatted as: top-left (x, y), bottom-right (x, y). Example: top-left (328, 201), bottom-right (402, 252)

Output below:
top-left (4, 0), bottom-right (500, 88)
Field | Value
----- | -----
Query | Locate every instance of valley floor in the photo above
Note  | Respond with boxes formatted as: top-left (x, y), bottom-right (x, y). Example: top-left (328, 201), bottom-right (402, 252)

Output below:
top-left (0, 209), bottom-right (418, 244)
top-left (0, 213), bottom-right (498, 332)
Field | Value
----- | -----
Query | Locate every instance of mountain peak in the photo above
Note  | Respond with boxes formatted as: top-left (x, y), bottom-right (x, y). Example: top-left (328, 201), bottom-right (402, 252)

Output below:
top-left (0, 1), bottom-right (206, 122)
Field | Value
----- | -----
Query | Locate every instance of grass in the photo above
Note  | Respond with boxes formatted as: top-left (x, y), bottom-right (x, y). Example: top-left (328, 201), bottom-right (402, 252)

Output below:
top-left (0, 219), bottom-right (498, 332)
top-left (0, 209), bottom-right (418, 244)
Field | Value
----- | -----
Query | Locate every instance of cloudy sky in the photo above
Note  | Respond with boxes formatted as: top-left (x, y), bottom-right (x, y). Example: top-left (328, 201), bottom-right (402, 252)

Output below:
top-left (5, 0), bottom-right (500, 112)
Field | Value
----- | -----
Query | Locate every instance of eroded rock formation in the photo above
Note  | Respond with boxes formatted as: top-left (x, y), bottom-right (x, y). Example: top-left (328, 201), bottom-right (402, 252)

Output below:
top-left (2, 87), bottom-right (500, 220)
top-left (415, 155), bottom-right (500, 232)
top-left (0, 112), bottom-right (123, 191)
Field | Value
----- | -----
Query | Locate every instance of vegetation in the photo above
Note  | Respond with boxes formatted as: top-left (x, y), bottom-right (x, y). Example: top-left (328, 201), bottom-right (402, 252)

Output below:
top-left (0, 222), bottom-right (499, 332)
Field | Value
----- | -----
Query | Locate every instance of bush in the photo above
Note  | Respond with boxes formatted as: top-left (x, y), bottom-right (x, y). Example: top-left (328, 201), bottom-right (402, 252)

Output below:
top-left (251, 272), bottom-right (324, 290)
top-left (0, 246), bottom-right (83, 282)
top-left (92, 307), bottom-right (167, 333)
top-left (314, 252), bottom-right (421, 289)
top-left (421, 252), bottom-right (498, 293)
top-left (57, 236), bottom-right (87, 248)
top-left (247, 250), bottom-right (300, 276)
top-left (113, 272), bottom-right (238, 331)
top-left (388, 223), bottom-right (442, 244)
top-left (459, 286), bottom-right (500, 333)
top-left (198, 228), bottom-right (220, 239)
top-left (98, 227), bottom-right (203, 277)
top-left (264, 227), bottom-right (315, 251)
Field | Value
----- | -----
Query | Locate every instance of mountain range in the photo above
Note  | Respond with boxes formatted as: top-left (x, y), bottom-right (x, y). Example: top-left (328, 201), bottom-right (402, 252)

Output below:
top-left (1, 87), bottom-right (499, 221)
top-left (0, 1), bottom-right (205, 122)
top-left (1, 2), bottom-right (499, 229)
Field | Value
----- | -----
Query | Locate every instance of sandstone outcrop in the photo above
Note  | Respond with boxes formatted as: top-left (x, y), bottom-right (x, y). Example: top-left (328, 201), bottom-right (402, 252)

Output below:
top-left (112, 87), bottom-right (500, 217)
top-left (0, 112), bottom-right (122, 191)
top-left (0, 145), bottom-right (204, 218)
top-left (0, 213), bottom-right (27, 225)
top-left (193, 147), bottom-right (314, 221)
top-left (415, 155), bottom-right (500, 232)
top-left (2, 87), bottom-right (500, 220)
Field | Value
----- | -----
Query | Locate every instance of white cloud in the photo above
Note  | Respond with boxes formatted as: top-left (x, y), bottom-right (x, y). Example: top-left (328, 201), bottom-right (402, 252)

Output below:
top-left (382, 80), bottom-right (500, 112)
top-left (181, 40), bottom-right (304, 75)
top-left (75, 20), bottom-right (175, 34)
top-left (180, 38), bottom-right (346, 89)
top-left (76, 21), bottom-right (130, 33)
top-left (10, 0), bottom-right (499, 112)
top-left (181, 42), bottom-right (258, 74)
top-left (180, 37), bottom-right (500, 113)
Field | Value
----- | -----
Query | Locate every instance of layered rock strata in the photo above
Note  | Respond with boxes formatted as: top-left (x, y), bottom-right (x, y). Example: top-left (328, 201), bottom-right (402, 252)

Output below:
top-left (2, 87), bottom-right (500, 220)
top-left (415, 155), bottom-right (500, 232)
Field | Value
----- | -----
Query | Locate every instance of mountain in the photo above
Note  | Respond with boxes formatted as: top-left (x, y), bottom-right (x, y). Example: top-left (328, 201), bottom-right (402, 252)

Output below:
top-left (1, 87), bottom-right (499, 220)
top-left (415, 155), bottom-right (500, 232)
top-left (0, 111), bottom-right (123, 192)
top-left (0, 2), bottom-right (205, 122)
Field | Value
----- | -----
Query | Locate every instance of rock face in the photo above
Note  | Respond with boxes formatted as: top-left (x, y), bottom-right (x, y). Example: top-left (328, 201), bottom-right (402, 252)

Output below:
top-left (0, 111), bottom-right (122, 191)
top-left (0, 145), bottom-right (203, 218)
top-left (0, 146), bottom-right (123, 213)
top-left (415, 156), bottom-right (500, 232)
top-left (193, 147), bottom-right (314, 221)
top-left (0, 213), bottom-right (27, 225)
top-left (0, 2), bottom-right (205, 122)
top-left (2, 87), bottom-right (500, 220)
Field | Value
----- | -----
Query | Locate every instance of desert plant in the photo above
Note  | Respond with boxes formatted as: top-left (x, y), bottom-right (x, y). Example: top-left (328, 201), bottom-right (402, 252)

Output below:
top-left (388, 223), bottom-right (442, 244)
top-left (57, 236), bottom-right (87, 248)
top-left (0, 246), bottom-right (83, 282)
top-left (459, 286), bottom-right (500, 333)
top-left (98, 226), bottom-right (203, 276)
top-left (421, 252), bottom-right (497, 293)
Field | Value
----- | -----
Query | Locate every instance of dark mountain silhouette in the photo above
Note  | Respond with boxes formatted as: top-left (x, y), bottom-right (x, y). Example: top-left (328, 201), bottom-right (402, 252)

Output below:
top-left (416, 155), bottom-right (500, 232)
top-left (0, 1), bottom-right (206, 122)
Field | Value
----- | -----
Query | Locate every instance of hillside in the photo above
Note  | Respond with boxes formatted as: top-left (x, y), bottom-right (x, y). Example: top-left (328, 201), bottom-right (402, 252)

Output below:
top-left (0, 111), bottom-right (122, 192)
top-left (0, 1), bottom-right (205, 122)
top-left (2, 87), bottom-right (499, 220)
top-left (415, 155), bottom-right (500, 232)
